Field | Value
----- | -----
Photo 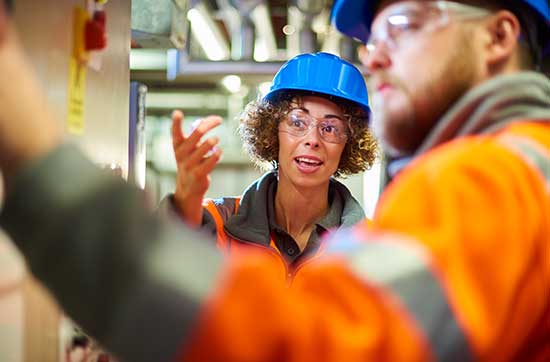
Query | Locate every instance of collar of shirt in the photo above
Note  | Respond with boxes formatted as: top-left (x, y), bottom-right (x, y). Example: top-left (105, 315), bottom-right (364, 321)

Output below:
top-left (266, 180), bottom-right (344, 264)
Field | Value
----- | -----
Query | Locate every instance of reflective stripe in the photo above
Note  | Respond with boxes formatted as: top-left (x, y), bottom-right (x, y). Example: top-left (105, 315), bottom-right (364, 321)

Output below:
top-left (204, 198), bottom-right (241, 250)
top-left (204, 200), bottom-right (231, 249)
top-left (234, 198), bottom-right (240, 214)
top-left (499, 135), bottom-right (550, 191)
top-left (326, 230), bottom-right (474, 362)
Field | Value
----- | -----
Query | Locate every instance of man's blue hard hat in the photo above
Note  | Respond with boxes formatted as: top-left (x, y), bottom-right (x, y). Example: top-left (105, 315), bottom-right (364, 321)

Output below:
top-left (264, 52), bottom-right (370, 114)
top-left (331, 0), bottom-right (550, 45)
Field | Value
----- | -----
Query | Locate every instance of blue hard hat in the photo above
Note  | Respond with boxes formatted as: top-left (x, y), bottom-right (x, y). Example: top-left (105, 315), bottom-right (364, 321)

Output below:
top-left (331, 0), bottom-right (550, 46)
top-left (264, 52), bottom-right (370, 114)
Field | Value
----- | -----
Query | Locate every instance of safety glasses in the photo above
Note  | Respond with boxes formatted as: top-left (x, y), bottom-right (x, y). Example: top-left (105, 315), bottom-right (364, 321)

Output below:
top-left (366, 1), bottom-right (492, 54)
top-left (279, 108), bottom-right (350, 144)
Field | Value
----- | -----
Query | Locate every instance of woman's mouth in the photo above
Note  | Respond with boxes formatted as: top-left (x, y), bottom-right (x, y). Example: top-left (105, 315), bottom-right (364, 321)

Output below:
top-left (294, 156), bottom-right (323, 173)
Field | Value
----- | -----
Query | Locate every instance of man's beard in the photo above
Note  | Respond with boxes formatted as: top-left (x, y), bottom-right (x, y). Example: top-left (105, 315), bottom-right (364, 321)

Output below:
top-left (371, 102), bottom-right (405, 157)
top-left (368, 75), bottom-right (418, 157)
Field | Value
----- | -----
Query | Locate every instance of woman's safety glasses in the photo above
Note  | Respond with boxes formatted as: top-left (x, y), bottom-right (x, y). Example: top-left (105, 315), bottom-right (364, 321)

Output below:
top-left (366, 1), bottom-right (491, 54)
top-left (279, 108), bottom-right (350, 144)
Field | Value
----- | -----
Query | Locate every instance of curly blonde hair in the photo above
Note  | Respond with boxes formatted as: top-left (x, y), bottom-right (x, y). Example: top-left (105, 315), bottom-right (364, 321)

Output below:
top-left (238, 91), bottom-right (378, 177)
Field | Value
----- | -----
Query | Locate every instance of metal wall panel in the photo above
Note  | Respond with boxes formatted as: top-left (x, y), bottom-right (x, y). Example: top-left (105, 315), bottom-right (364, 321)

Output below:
top-left (14, 0), bottom-right (131, 176)
top-left (8, 1), bottom-right (132, 362)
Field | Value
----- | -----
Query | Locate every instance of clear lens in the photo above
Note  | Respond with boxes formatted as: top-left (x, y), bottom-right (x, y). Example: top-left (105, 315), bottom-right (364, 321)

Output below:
top-left (281, 109), bottom-right (349, 144)
top-left (365, 1), bottom-right (491, 55)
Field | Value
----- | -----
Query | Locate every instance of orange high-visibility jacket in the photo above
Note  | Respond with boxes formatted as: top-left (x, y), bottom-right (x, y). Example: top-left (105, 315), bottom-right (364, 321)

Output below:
top-left (197, 172), bottom-right (366, 278)
top-left (203, 198), bottom-right (324, 280)
top-left (202, 196), bottom-right (367, 281)
top-left (181, 121), bottom-right (550, 362)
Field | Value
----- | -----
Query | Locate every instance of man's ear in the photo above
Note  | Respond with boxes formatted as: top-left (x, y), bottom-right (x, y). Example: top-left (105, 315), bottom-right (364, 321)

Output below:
top-left (483, 10), bottom-right (522, 67)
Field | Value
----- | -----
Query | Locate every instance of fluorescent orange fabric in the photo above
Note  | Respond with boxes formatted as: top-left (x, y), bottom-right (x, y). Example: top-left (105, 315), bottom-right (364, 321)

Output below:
top-left (181, 252), bottom-right (431, 362)
top-left (202, 199), bottom-right (240, 251)
top-left (202, 198), bottom-right (288, 277)
top-left (202, 198), bottom-right (330, 280)
top-left (180, 122), bottom-right (549, 362)
top-left (371, 121), bottom-right (550, 361)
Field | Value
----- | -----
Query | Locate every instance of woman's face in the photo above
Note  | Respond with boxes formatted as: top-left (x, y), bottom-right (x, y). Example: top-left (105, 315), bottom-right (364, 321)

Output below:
top-left (277, 95), bottom-right (348, 189)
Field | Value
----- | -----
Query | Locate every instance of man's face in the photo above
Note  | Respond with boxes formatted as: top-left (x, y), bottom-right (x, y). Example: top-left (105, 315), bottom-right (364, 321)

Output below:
top-left (362, 0), bottom-right (482, 156)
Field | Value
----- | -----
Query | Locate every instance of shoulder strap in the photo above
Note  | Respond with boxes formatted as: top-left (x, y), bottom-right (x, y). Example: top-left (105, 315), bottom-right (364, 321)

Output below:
top-left (203, 198), bottom-right (241, 251)
top-left (234, 198), bottom-right (240, 214)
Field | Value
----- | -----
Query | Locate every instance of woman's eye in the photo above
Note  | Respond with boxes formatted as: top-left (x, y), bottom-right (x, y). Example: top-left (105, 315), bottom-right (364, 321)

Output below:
top-left (291, 118), bottom-right (307, 128)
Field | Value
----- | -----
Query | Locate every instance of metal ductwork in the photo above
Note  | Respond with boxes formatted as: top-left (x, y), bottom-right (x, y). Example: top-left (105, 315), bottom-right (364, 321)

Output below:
top-left (238, 16), bottom-right (255, 60)
top-left (295, 0), bottom-right (325, 15)
top-left (217, 0), bottom-right (256, 60)
top-left (131, 0), bottom-right (348, 61)
top-left (216, 0), bottom-right (277, 61)
top-left (296, 0), bottom-right (325, 53)
top-left (130, 0), bottom-right (357, 74)
top-left (286, 0), bottom-right (328, 56)
top-left (131, 0), bottom-right (190, 49)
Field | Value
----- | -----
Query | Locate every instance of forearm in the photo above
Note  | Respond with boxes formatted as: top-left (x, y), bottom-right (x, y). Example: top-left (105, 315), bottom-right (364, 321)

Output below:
top-left (0, 22), bottom-right (61, 189)
top-left (173, 193), bottom-right (204, 227)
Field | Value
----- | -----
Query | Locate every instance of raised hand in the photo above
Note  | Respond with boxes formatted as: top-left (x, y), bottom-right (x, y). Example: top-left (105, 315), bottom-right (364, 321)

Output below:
top-left (171, 110), bottom-right (223, 226)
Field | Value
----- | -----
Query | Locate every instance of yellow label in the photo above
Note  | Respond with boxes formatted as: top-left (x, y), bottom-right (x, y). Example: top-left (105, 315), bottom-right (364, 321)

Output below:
top-left (73, 7), bottom-right (89, 62)
top-left (67, 6), bottom-right (89, 135)
top-left (67, 57), bottom-right (87, 135)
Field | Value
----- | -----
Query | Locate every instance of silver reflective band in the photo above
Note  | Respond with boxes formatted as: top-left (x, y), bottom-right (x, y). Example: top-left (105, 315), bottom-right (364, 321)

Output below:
top-left (326, 230), bottom-right (474, 362)
top-left (500, 135), bottom-right (550, 191)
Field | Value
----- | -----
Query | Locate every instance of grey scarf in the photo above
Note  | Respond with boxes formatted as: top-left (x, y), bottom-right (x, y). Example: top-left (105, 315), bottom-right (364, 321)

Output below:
top-left (388, 72), bottom-right (550, 176)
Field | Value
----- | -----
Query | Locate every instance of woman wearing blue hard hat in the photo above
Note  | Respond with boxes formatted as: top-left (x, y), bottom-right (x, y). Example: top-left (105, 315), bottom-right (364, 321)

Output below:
top-left (163, 52), bottom-right (377, 273)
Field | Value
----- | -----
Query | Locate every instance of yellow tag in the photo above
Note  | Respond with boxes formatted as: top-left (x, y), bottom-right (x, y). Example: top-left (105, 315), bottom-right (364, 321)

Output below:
top-left (67, 57), bottom-right (87, 135)
top-left (72, 7), bottom-right (89, 62)
top-left (67, 6), bottom-right (89, 135)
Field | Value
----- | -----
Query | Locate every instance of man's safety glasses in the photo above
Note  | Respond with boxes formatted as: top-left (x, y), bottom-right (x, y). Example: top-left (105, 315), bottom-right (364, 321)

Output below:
top-left (279, 109), bottom-right (350, 144)
top-left (366, 1), bottom-right (492, 54)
